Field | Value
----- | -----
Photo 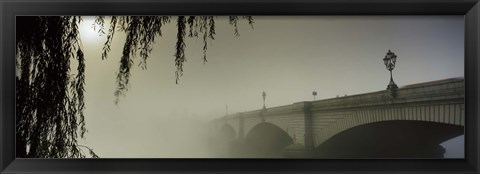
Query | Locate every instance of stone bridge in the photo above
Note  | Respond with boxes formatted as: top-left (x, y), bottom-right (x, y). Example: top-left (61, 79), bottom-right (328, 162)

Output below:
top-left (210, 78), bottom-right (465, 158)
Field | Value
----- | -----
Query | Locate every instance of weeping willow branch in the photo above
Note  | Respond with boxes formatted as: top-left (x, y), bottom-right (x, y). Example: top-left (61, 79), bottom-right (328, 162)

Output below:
top-left (16, 16), bottom-right (93, 158)
top-left (106, 16), bottom-right (253, 103)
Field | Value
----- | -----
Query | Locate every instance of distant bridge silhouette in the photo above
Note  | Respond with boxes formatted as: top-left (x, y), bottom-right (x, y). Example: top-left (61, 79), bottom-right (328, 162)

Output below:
top-left (210, 78), bottom-right (464, 158)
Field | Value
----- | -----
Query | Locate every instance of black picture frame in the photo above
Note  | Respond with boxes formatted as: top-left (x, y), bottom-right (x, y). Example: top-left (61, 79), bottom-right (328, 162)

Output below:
top-left (1, 0), bottom-right (479, 173)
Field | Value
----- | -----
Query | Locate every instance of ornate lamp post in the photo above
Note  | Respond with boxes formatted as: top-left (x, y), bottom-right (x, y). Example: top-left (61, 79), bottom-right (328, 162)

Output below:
top-left (262, 91), bottom-right (267, 110)
top-left (261, 91), bottom-right (267, 122)
top-left (312, 90), bottom-right (317, 101)
top-left (224, 104), bottom-right (228, 122)
top-left (383, 50), bottom-right (398, 89)
top-left (225, 104), bottom-right (228, 116)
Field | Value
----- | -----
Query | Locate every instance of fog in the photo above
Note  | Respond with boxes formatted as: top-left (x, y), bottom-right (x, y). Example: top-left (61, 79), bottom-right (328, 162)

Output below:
top-left (76, 16), bottom-right (464, 158)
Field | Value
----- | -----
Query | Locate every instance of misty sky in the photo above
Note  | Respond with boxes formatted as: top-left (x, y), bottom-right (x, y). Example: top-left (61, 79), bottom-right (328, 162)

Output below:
top-left (76, 16), bottom-right (464, 158)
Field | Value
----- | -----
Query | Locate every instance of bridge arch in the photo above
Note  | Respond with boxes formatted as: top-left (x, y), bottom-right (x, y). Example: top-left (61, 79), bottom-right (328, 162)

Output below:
top-left (218, 123), bottom-right (236, 140)
top-left (313, 103), bottom-right (465, 147)
top-left (242, 122), bottom-right (294, 157)
top-left (315, 120), bottom-right (464, 158)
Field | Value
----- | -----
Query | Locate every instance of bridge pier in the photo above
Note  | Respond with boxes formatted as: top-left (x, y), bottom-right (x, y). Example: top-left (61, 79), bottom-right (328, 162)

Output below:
top-left (238, 114), bottom-right (244, 140)
top-left (302, 102), bottom-right (315, 150)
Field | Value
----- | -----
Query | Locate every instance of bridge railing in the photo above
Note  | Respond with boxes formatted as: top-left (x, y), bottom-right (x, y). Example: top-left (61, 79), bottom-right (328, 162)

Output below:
top-left (308, 78), bottom-right (464, 111)
top-left (396, 78), bottom-right (464, 103)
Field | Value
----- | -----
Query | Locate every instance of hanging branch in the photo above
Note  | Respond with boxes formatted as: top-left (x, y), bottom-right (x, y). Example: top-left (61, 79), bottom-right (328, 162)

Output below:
top-left (229, 16), bottom-right (240, 36)
top-left (174, 16), bottom-right (187, 84)
top-left (101, 16), bottom-right (117, 60)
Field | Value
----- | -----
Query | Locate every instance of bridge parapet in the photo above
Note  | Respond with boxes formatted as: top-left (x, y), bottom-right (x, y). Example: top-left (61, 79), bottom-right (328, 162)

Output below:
top-left (395, 78), bottom-right (464, 103)
top-left (228, 103), bottom-right (304, 119)
top-left (309, 78), bottom-right (464, 112)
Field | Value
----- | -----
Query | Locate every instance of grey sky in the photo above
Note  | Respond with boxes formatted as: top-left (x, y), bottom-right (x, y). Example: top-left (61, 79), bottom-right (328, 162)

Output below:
top-left (76, 16), bottom-right (464, 158)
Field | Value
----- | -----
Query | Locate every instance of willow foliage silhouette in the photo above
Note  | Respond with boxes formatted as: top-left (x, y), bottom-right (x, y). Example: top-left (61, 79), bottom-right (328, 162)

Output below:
top-left (16, 16), bottom-right (254, 158)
